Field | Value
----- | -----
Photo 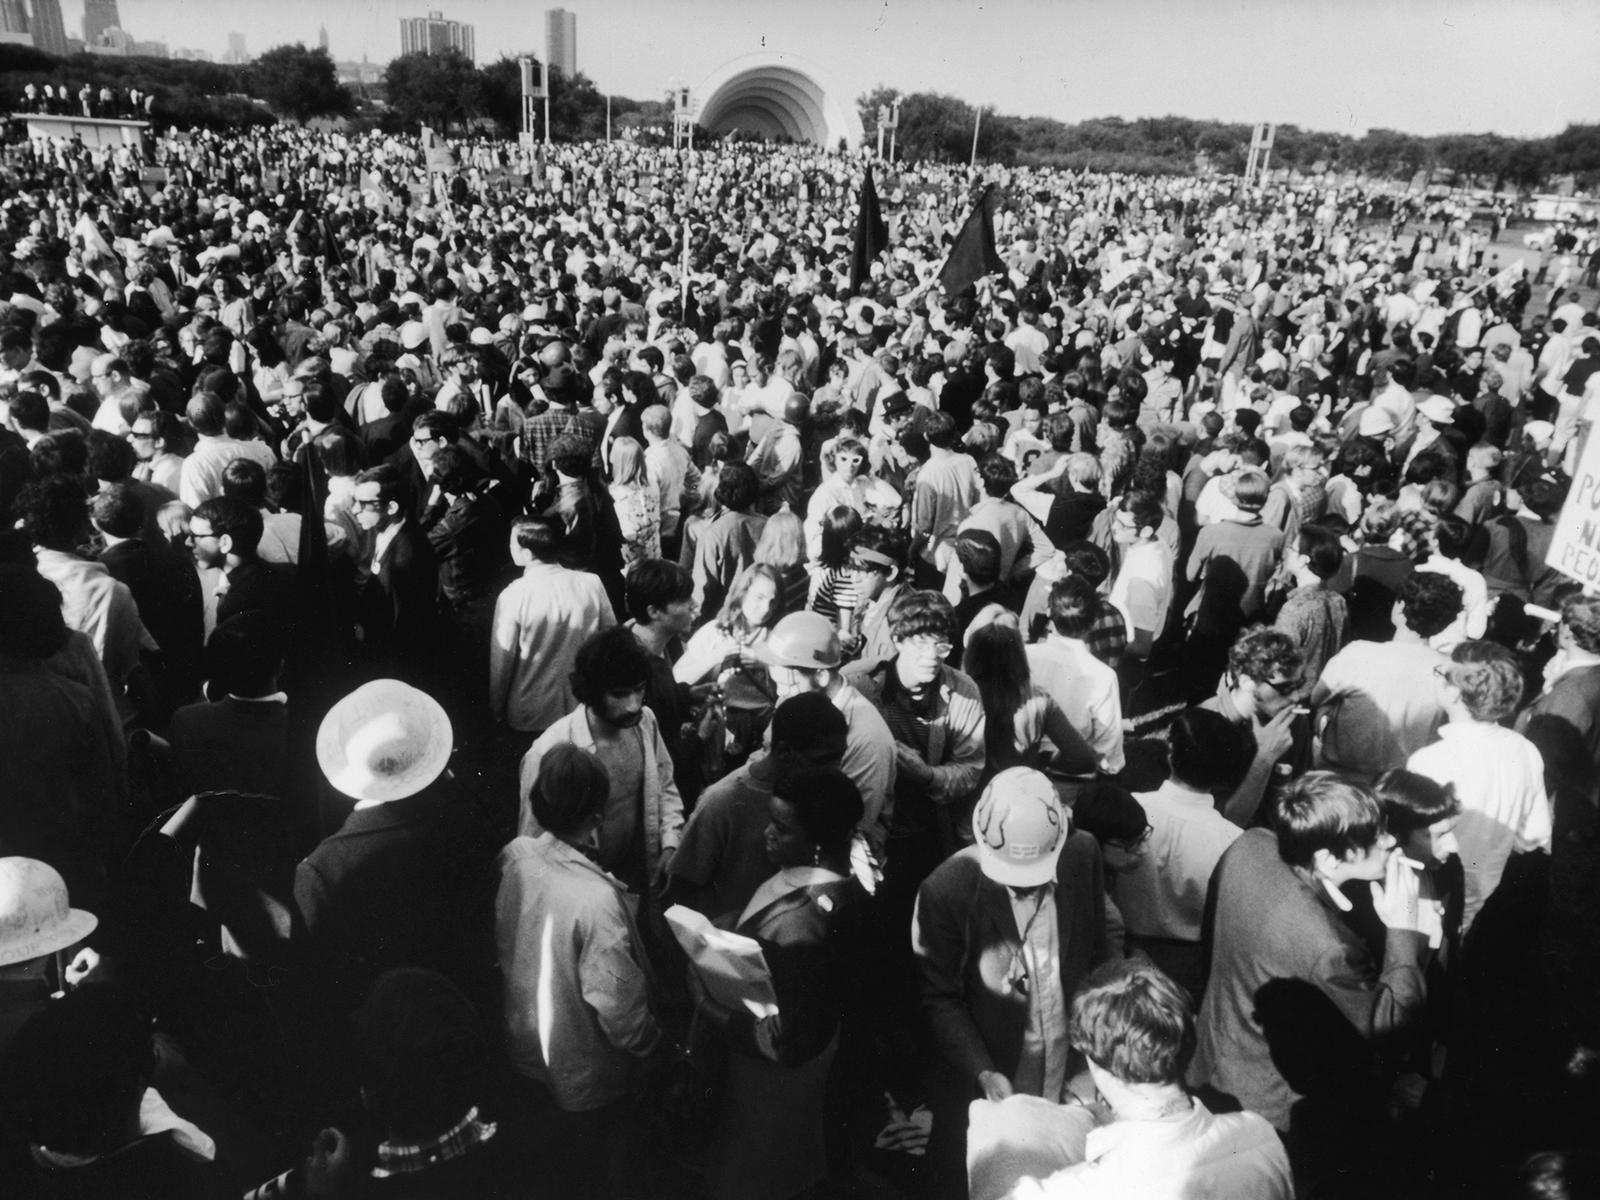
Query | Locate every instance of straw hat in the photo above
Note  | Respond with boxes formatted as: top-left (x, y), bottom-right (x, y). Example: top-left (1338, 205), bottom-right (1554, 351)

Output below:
top-left (317, 680), bottom-right (453, 803)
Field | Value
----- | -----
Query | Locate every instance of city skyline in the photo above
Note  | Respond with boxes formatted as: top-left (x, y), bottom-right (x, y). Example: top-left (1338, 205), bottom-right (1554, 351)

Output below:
top-left (36, 0), bottom-right (1600, 139)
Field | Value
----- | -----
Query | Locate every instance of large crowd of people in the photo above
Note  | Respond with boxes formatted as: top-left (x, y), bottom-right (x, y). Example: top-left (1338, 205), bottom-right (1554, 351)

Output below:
top-left (0, 118), bottom-right (1599, 1200)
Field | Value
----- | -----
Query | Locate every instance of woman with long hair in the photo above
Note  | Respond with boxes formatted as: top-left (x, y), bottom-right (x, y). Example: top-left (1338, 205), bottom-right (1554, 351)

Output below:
top-left (676, 562), bottom-right (784, 769)
top-left (753, 506), bottom-right (809, 617)
top-left (674, 562), bottom-right (783, 686)
top-left (608, 436), bottom-right (661, 570)
top-left (963, 620), bottom-right (1096, 775)
top-left (808, 505), bottom-right (863, 625)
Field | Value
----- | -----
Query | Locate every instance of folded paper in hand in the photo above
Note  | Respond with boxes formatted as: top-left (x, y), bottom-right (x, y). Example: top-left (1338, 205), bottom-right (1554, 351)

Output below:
top-left (665, 904), bottom-right (779, 1019)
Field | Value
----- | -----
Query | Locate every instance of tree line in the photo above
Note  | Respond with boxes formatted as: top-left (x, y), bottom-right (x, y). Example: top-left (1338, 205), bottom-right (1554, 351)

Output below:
top-left (858, 86), bottom-right (1600, 190)
top-left (3, 39), bottom-right (1594, 189)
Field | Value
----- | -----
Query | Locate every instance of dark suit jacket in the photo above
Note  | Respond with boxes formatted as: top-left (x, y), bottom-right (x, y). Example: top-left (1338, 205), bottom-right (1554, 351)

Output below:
top-left (293, 782), bottom-right (498, 1012)
top-left (359, 523), bottom-right (441, 681)
top-left (359, 413), bottom-right (411, 463)
top-left (121, 476), bottom-right (178, 545)
top-left (216, 558), bottom-right (296, 632)
top-left (913, 837), bottom-right (1108, 1087)
top-left (427, 492), bottom-right (511, 608)
top-left (169, 697), bottom-right (288, 799)
top-left (1190, 827), bottom-right (1428, 1132)
top-left (101, 538), bottom-right (205, 699)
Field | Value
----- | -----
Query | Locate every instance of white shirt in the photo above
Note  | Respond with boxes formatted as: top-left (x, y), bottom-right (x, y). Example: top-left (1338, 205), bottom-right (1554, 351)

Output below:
top-left (179, 435), bottom-right (277, 510)
top-left (1408, 722), bottom-right (1551, 933)
top-left (1114, 780), bottom-right (1242, 943)
top-left (1006, 1099), bottom-right (1292, 1200)
top-left (490, 562), bottom-right (617, 732)
top-left (1027, 635), bottom-right (1124, 774)
top-left (645, 438), bottom-right (698, 538)
top-left (1108, 539), bottom-right (1173, 642)
top-left (1006, 324), bottom-right (1050, 376)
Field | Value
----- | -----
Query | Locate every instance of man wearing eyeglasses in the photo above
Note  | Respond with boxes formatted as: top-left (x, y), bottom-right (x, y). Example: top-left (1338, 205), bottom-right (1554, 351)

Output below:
top-left (128, 412), bottom-right (186, 495)
top-left (351, 464), bottom-right (442, 687)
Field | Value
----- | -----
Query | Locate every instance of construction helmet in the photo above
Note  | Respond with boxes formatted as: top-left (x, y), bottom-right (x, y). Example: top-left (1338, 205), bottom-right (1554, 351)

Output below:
top-left (0, 858), bottom-right (98, 967)
top-left (783, 392), bottom-right (811, 426)
top-left (972, 768), bottom-right (1067, 888)
top-left (754, 611), bottom-right (842, 671)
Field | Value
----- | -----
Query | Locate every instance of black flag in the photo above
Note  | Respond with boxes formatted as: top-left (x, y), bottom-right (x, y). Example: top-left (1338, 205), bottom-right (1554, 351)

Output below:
top-left (849, 165), bottom-right (889, 295)
top-left (938, 185), bottom-right (1006, 297)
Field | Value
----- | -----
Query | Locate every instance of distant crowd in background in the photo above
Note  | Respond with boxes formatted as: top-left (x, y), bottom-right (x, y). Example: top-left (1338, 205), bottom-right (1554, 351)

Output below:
top-left (0, 122), bottom-right (1598, 1200)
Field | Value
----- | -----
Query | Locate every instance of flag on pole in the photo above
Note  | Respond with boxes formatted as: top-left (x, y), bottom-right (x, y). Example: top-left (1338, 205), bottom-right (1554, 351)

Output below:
top-left (849, 165), bottom-right (889, 295)
top-left (938, 185), bottom-right (1005, 297)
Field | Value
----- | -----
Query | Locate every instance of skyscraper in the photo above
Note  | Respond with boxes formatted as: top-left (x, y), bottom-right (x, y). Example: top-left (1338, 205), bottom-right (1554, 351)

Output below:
top-left (544, 7), bottom-right (576, 77)
top-left (399, 11), bottom-right (474, 63)
top-left (227, 32), bottom-right (248, 63)
top-left (28, 0), bottom-right (67, 55)
top-left (318, 25), bottom-right (328, 51)
top-left (0, 0), bottom-right (31, 43)
top-left (81, 0), bottom-right (118, 44)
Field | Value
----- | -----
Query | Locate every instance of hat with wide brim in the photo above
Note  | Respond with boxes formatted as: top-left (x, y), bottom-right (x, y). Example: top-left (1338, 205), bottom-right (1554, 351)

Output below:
top-left (317, 680), bottom-right (453, 803)
top-left (0, 857), bottom-right (97, 967)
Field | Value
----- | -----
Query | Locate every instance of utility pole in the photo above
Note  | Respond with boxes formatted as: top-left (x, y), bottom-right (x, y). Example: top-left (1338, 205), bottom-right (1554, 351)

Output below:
top-left (889, 98), bottom-right (900, 161)
top-left (606, 94), bottom-right (612, 143)
top-left (877, 105), bottom-right (887, 161)
top-left (970, 107), bottom-right (981, 169)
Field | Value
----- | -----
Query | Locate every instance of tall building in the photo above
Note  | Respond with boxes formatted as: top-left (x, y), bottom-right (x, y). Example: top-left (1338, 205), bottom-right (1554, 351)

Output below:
top-left (226, 31), bottom-right (248, 63)
top-left (544, 7), bottom-right (576, 77)
top-left (0, 0), bottom-right (31, 46)
top-left (399, 11), bottom-right (474, 63)
top-left (28, 0), bottom-right (67, 55)
top-left (81, 0), bottom-right (118, 44)
top-left (318, 25), bottom-right (328, 51)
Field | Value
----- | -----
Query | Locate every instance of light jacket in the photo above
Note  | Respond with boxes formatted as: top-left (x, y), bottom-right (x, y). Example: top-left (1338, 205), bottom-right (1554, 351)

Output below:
top-left (518, 705), bottom-right (685, 880)
top-left (496, 833), bottom-right (660, 1111)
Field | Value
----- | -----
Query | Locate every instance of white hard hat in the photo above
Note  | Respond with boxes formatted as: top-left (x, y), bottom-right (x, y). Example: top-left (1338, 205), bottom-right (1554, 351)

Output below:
top-left (0, 858), bottom-right (97, 967)
top-left (754, 612), bottom-right (842, 671)
top-left (973, 768), bottom-right (1067, 888)
top-left (317, 680), bottom-right (453, 803)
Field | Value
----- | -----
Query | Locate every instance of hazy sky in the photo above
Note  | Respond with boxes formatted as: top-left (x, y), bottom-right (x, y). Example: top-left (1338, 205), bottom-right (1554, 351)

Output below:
top-left (69, 0), bottom-right (1600, 138)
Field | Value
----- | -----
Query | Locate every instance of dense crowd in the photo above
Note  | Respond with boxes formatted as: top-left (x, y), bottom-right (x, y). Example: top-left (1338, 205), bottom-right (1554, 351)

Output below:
top-left (1, 120), bottom-right (1599, 1200)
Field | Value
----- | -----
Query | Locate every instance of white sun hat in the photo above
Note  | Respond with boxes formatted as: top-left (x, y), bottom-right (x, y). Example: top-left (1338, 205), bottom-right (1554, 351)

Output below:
top-left (317, 680), bottom-right (453, 803)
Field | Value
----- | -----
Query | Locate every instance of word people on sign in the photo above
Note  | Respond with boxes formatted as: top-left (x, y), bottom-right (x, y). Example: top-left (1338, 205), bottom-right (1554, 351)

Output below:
top-left (1548, 429), bottom-right (1600, 587)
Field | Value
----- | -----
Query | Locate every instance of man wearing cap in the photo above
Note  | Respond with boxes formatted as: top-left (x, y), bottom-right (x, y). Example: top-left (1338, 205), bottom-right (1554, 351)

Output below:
top-left (296, 679), bottom-right (499, 1017)
top-left (912, 767), bottom-right (1108, 1199)
top-left (756, 612), bottom-right (898, 856)
top-left (1400, 393), bottom-right (1459, 472)
top-left (0, 858), bottom-right (101, 1049)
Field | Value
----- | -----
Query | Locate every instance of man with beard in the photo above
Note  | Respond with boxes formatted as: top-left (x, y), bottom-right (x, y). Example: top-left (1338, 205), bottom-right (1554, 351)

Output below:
top-left (518, 626), bottom-right (684, 898)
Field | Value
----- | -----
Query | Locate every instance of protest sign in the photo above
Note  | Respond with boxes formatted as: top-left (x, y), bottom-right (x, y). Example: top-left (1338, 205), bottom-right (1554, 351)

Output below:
top-left (1547, 426), bottom-right (1600, 588)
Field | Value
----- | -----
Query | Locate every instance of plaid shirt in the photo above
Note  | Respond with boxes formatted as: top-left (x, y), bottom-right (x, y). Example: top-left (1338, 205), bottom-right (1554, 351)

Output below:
top-left (373, 1107), bottom-right (498, 1177)
top-left (1083, 596), bottom-right (1129, 670)
top-left (519, 407), bottom-right (592, 476)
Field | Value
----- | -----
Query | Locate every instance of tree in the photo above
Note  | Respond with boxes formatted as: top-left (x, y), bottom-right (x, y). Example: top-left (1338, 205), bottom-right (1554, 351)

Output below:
top-left (857, 85), bottom-right (901, 143)
top-left (479, 55), bottom-right (608, 141)
top-left (382, 50), bottom-right (482, 135)
top-left (249, 44), bottom-right (349, 124)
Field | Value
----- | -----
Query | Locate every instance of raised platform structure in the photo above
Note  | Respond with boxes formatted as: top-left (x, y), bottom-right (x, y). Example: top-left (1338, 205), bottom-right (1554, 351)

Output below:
top-left (9, 113), bottom-right (149, 152)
